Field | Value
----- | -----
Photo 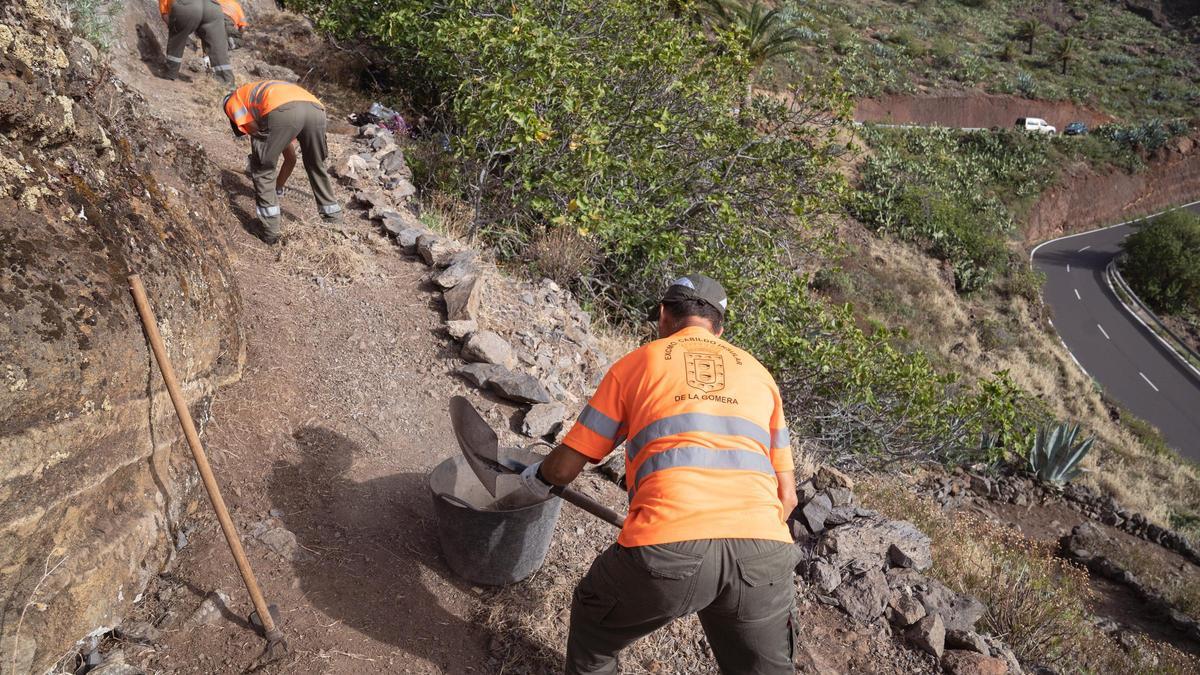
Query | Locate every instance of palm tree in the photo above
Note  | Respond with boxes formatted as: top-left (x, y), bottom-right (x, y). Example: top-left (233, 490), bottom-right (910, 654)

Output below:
top-left (1015, 18), bottom-right (1042, 55)
top-left (703, 1), bottom-right (807, 121)
top-left (1054, 36), bottom-right (1078, 75)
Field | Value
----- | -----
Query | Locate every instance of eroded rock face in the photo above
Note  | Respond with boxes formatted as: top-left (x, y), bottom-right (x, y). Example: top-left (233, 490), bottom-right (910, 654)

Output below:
top-left (0, 2), bottom-right (242, 671)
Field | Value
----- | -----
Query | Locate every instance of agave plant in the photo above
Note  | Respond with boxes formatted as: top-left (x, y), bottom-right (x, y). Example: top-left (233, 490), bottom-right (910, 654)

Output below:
top-left (1028, 422), bottom-right (1094, 484)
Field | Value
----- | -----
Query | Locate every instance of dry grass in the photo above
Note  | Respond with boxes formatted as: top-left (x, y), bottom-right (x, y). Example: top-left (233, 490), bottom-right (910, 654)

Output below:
top-left (857, 477), bottom-right (1199, 674)
top-left (274, 222), bottom-right (375, 284)
top-left (419, 190), bottom-right (474, 240)
top-left (530, 226), bottom-right (599, 286)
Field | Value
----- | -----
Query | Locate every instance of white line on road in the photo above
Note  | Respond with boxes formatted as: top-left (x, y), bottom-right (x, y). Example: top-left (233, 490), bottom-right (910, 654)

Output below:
top-left (1139, 372), bottom-right (1160, 392)
top-left (1078, 245), bottom-right (1091, 252)
top-left (1074, 289), bottom-right (1081, 300)
top-left (1066, 264), bottom-right (1070, 272)
top-left (1098, 324), bottom-right (1110, 340)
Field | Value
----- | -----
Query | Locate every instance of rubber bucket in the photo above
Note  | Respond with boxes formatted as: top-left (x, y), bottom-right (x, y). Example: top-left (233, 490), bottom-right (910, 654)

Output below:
top-left (428, 449), bottom-right (562, 585)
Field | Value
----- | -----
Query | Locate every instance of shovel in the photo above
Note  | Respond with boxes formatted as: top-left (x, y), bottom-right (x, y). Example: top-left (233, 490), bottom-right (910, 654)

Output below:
top-left (449, 396), bottom-right (625, 529)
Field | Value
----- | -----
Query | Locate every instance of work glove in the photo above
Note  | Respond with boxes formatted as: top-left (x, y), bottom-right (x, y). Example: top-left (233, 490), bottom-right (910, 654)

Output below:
top-left (519, 461), bottom-right (555, 500)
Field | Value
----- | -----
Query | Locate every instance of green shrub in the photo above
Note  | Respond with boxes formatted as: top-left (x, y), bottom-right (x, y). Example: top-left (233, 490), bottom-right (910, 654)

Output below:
top-left (69, 0), bottom-right (116, 50)
top-left (1121, 210), bottom-right (1200, 315)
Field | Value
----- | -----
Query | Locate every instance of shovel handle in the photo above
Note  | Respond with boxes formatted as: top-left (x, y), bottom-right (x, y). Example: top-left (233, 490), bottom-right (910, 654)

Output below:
top-left (552, 485), bottom-right (625, 529)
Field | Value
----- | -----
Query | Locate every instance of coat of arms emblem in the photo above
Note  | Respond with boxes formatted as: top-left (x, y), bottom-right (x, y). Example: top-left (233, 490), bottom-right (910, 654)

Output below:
top-left (684, 351), bottom-right (725, 393)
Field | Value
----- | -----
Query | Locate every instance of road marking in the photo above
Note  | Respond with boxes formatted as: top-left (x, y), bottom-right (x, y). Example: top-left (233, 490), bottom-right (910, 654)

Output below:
top-left (1078, 245), bottom-right (1091, 252)
top-left (1098, 324), bottom-right (1110, 340)
top-left (1066, 264), bottom-right (1070, 272)
top-left (1074, 289), bottom-right (1081, 300)
top-left (1139, 372), bottom-right (1160, 392)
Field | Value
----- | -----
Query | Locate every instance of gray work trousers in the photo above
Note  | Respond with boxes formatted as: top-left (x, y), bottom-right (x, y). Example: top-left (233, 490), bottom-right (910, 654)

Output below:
top-left (165, 0), bottom-right (233, 84)
top-left (566, 539), bottom-right (799, 675)
top-left (249, 101), bottom-right (342, 237)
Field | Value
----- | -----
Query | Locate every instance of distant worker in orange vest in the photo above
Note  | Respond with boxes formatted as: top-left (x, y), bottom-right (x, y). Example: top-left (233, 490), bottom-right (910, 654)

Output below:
top-left (222, 80), bottom-right (342, 244)
top-left (519, 274), bottom-right (801, 674)
top-left (159, 0), bottom-right (234, 85)
top-left (217, 0), bottom-right (247, 51)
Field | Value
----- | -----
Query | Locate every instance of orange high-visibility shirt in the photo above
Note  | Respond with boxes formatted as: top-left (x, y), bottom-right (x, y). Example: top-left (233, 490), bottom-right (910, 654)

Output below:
top-left (159, 0), bottom-right (172, 17)
top-left (223, 80), bottom-right (322, 136)
top-left (562, 325), bottom-right (794, 547)
top-left (218, 0), bottom-right (247, 29)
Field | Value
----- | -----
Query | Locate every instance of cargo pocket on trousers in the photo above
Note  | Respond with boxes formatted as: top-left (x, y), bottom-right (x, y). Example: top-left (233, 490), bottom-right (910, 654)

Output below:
top-left (734, 544), bottom-right (796, 621)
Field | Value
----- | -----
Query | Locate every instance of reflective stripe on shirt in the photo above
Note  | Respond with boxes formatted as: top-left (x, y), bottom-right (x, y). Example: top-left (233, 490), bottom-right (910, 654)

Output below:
top-left (627, 412), bottom-right (770, 461)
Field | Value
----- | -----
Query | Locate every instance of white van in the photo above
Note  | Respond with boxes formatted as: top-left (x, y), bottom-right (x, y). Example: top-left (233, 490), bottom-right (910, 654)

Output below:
top-left (1015, 117), bottom-right (1057, 134)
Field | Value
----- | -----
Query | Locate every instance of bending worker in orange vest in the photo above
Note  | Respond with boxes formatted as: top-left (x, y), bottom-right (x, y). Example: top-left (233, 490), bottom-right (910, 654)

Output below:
top-left (217, 0), bottom-right (247, 51)
top-left (222, 80), bottom-right (343, 243)
top-left (520, 274), bottom-right (801, 674)
top-left (159, 0), bottom-right (234, 85)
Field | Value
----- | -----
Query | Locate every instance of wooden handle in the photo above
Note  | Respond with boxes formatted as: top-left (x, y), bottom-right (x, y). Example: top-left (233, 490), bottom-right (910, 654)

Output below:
top-left (129, 274), bottom-right (281, 640)
top-left (553, 485), bottom-right (625, 529)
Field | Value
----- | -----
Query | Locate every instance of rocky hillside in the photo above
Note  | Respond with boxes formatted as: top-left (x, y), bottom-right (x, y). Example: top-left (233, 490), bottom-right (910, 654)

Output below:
top-left (0, 1), bottom-right (243, 670)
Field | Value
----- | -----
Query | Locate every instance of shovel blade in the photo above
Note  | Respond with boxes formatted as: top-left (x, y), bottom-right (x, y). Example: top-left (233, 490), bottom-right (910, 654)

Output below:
top-left (449, 396), bottom-right (506, 496)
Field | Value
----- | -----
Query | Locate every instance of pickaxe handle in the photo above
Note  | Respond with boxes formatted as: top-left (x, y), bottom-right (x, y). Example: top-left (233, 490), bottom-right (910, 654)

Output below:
top-left (551, 484), bottom-right (625, 529)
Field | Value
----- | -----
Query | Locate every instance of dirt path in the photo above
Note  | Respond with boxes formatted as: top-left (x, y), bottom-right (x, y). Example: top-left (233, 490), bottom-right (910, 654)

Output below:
top-left (105, 4), bottom-right (499, 672)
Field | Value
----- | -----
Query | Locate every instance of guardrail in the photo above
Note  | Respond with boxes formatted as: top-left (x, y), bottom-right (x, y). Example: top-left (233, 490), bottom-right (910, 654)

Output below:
top-left (1105, 259), bottom-right (1200, 381)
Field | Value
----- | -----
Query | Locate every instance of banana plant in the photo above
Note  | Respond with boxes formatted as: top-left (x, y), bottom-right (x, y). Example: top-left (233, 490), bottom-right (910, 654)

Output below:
top-left (1028, 422), bottom-right (1094, 484)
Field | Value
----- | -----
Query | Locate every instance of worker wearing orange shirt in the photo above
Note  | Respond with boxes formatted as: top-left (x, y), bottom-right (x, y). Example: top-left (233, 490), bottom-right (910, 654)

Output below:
top-left (217, 0), bottom-right (247, 50)
top-left (159, 0), bottom-right (233, 85)
top-left (520, 274), bottom-right (801, 674)
top-left (222, 80), bottom-right (342, 243)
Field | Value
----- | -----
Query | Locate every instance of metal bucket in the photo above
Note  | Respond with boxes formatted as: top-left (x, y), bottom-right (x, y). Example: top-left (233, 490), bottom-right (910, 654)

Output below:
top-left (428, 449), bottom-right (562, 585)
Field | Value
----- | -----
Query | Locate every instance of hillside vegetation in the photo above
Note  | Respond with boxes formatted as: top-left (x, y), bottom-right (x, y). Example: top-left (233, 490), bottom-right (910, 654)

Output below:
top-left (776, 0), bottom-right (1200, 119)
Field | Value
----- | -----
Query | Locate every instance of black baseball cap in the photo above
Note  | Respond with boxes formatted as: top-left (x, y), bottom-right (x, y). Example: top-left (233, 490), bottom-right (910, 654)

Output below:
top-left (647, 274), bottom-right (729, 321)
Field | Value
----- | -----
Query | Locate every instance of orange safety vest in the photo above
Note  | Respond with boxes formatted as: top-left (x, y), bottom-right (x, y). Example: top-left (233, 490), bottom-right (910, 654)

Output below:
top-left (223, 80), bottom-right (323, 136)
top-left (160, 0), bottom-right (246, 28)
top-left (562, 325), bottom-right (794, 547)
top-left (218, 0), bottom-right (247, 29)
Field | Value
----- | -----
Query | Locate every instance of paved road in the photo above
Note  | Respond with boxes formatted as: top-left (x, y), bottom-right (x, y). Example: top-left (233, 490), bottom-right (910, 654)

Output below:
top-left (1032, 204), bottom-right (1200, 462)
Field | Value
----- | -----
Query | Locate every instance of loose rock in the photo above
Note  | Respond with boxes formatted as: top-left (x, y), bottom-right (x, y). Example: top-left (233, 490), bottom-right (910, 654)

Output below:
top-left (522, 403), bottom-right (566, 438)
top-left (188, 590), bottom-right (232, 626)
top-left (446, 319), bottom-right (477, 341)
top-left (462, 331), bottom-right (516, 369)
top-left (435, 258), bottom-right (479, 289)
top-left (417, 233), bottom-right (463, 267)
top-left (886, 590), bottom-right (926, 627)
top-left (946, 629), bottom-right (991, 656)
top-left (801, 493), bottom-right (832, 534)
top-left (444, 276), bottom-right (484, 322)
top-left (814, 465), bottom-right (854, 491)
top-left (941, 650), bottom-right (1009, 675)
top-left (809, 559), bottom-right (842, 594)
top-left (456, 362), bottom-right (506, 388)
top-left (488, 371), bottom-right (552, 404)
top-left (833, 569), bottom-right (889, 622)
top-left (915, 579), bottom-right (985, 633)
top-left (906, 613), bottom-right (945, 658)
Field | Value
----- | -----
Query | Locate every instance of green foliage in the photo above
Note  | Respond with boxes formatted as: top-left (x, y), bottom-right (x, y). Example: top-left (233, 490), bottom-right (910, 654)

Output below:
top-left (69, 0), bottom-right (116, 51)
top-left (853, 127), bottom-right (1052, 293)
top-left (1015, 18), bottom-right (1042, 55)
top-left (1053, 36), bottom-right (1078, 75)
top-left (1121, 210), bottom-right (1200, 315)
top-left (703, 1), bottom-right (808, 69)
top-left (1028, 422), bottom-right (1094, 484)
top-left (290, 0), bottom-right (1044, 465)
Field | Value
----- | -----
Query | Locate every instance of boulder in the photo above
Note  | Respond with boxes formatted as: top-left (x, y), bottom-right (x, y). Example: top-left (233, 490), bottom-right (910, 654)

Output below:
top-left (941, 650), bottom-right (1009, 675)
top-left (888, 540), bottom-right (932, 570)
top-left (946, 629), bottom-right (991, 656)
top-left (821, 517), bottom-right (931, 571)
top-left (435, 258), bottom-right (479, 289)
top-left (397, 227), bottom-right (428, 250)
top-left (814, 465), bottom-right (854, 491)
top-left (456, 363), bottom-right (507, 388)
top-left (833, 569), bottom-right (889, 622)
top-left (444, 276), bottom-right (484, 322)
top-left (522, 403), bottom-right (566, 438)
top-left (906, 613), bottom-right (945, 658)
top-left (416, 233), bottom-right (463, 267)
top-left (488, 371), bottom-right (552, 404)
top-left (826, 487), bottom-right (854, 507)
top-left (915, 579), bottom-right (985, 633)
top-left (446, 319), bottom-right (477, 341)
top-left (462, 331), bottom-right (516, 369)
top-left (886, 590), bottom-right (926, 627)
top-left (801, 493), bottom-right (832, 534)
top-left (352, 189), bottom-right (390, 210)
top-left (825, 505), bottom-right (858, 528)
top-left (379, 149), bottom-right (411, 176)
top-left (796, 478), bottom-right (817, 504)
top-left (376, 209), bottom-right (421, 236)
top-left (808, 559), bottom-right (842, 594)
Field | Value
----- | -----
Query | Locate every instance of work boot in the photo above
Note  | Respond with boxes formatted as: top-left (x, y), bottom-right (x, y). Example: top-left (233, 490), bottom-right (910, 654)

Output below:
top-left (257, 216), bottom-right (282, 244)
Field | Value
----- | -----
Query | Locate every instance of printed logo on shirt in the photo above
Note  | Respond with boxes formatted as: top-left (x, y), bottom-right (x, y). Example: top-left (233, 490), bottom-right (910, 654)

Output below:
top-left (684, 351), bottom-right (725, 393)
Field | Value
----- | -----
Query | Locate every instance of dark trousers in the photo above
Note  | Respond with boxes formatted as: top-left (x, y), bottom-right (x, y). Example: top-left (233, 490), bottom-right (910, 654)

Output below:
top-left (249, 101), bottom-right (341, 236)
top-left (165, 0), bottom-right (232, 84)
top-left (566, 539), bottom-right (798, 675)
